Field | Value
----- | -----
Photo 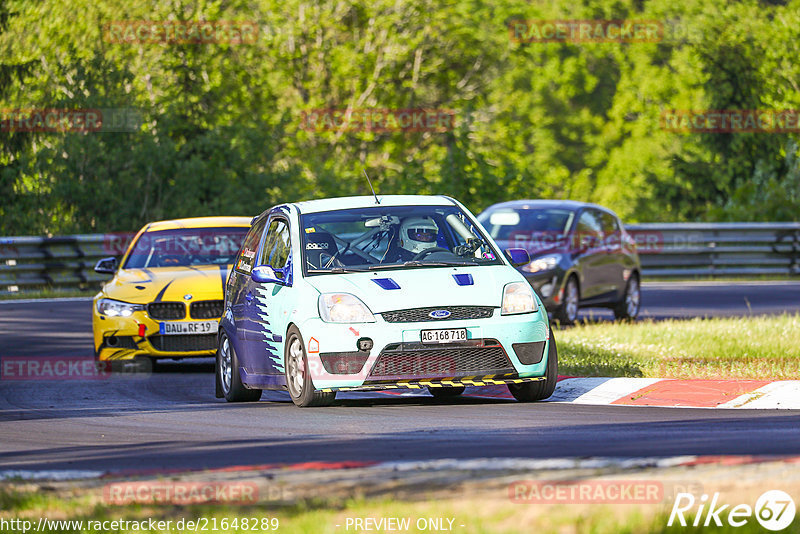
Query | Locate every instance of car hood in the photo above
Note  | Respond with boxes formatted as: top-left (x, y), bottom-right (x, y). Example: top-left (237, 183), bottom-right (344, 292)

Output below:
top-left (304, 266), bottom-right (519, 313)
top-left (102, 265), bottom-right (230, 303)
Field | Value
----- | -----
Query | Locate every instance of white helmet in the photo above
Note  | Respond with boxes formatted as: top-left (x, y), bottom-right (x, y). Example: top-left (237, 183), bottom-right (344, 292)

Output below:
top-left (399, 217), bottom-right (439, 254)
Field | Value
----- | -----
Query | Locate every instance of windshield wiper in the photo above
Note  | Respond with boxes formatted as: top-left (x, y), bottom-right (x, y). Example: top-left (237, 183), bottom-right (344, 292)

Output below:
top-left (367, 260), bottom-right (474, 270)
top-left (307, 267), bottom-right (368, 274)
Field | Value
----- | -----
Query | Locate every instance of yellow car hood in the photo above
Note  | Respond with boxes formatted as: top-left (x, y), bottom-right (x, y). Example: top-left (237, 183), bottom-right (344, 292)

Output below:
top-left (102, 265), bottom-right (230, 304)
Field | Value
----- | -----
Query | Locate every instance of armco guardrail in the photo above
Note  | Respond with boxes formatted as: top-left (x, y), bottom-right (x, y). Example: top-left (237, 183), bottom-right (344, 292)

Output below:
top-left (0, 233), bottom-right (133, 293)
top-left (626, 223), bottom-right (800, 277)
top-left (0, 223), bottom-right (798, 293)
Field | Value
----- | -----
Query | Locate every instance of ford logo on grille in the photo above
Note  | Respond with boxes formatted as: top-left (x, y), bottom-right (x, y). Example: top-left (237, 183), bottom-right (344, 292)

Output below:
top-left (429, 309), bottom-right (451, 319)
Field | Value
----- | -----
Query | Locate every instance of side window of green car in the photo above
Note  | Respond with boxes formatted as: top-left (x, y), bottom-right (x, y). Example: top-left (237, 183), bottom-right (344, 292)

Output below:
top-left (259, 219), bottom-right (291, 270)
top-left (235, 216), bottom-right (268, 275)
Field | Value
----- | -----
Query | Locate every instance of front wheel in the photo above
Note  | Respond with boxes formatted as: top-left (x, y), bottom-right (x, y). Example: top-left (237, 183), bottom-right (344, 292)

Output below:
top-left (217, 333), bottom-right (262, 402)
top-left (614, 273), bottom-right (641, 320)
top-left (284, 325), bottom-right (336, 407)
top-left (554, 276), bottom-right (579, 325)
top-left (507, 330), bottom-right (558, 402)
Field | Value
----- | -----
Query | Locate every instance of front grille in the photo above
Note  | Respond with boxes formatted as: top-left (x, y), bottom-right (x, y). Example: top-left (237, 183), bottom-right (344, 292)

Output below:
top-left (190, 300), bottom-right (224, 319)
top-left (147, 302), bottom-right (186, 320)
top-left (381, 306), bottom-right (496, 323)
top-left (367, 339), bottom-right (514, 381)
top-left (148, 334), bottom-right (217, 352)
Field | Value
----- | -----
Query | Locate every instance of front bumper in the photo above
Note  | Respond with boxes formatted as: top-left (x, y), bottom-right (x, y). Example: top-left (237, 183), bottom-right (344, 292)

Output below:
top-left (92, 309), bottom-right (218, 361)
top-left (297, 307), bottom-right (551, 391)
top-left (318, 374), bottom-right (546, 393)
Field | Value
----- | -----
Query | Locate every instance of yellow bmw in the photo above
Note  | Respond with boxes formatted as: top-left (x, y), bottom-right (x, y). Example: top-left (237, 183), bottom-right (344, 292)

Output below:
top-left (92, 216), bottom-right (251, 363)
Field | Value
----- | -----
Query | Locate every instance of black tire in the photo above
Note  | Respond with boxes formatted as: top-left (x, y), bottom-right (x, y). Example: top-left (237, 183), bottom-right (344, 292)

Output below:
top-left (554, 276), bottom-right (579, 325)
top-left (427, 385), bottom-right (466, 398)
top-left (284, 325), bottom-right (336, 407)
top-left (613, 273), bottom-right (641, 320)
top-left (217, 332), bottom-right (262, 402)
top-left (507, 330), bottom-right (558, 402)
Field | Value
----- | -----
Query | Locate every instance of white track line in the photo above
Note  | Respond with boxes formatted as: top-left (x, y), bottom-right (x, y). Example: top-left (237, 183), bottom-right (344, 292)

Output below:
top-left (719, 381), bottom-right (800, 409)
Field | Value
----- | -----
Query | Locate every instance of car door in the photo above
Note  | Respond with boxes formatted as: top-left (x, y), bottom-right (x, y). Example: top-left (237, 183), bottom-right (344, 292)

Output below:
top-left (571, 209), bottom-right (606, 300)
top-left (598, 210), bottom-right (626, 297)
top-left (229, 216), bottom-right (268, 362)
top-left (247, 216), bottom-right (294, 375)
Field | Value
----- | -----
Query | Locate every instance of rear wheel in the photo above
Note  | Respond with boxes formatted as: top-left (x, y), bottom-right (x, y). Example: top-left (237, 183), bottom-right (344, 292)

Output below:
top-left (554, 276), bottom-right (579, 325)
top-left (217, 332), bottom-right (262, 402)
top-left (427, 386), bottom-right (466, 398)
top-left (507, 330), bottom-right (558, 402)
top-left (614, 273), bottom-right (641, 320)
top-left (285, 325), bottom-right (336, 407)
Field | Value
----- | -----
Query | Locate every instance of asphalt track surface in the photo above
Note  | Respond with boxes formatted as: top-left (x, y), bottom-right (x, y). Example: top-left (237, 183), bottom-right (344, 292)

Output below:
top-left (1, 281), bottom-right (799, 474)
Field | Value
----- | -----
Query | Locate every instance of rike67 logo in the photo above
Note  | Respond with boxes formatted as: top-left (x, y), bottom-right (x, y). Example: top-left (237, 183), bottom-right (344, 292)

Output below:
top-left (669, 490), bottom-right (795, 531)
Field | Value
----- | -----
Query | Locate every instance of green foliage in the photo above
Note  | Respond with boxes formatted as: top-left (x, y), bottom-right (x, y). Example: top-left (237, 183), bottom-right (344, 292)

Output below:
top-left (0, 0), bottom-right (798, 235)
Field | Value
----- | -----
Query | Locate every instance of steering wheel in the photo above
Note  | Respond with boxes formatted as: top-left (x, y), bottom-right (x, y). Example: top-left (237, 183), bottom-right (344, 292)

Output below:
top-left (411, 247), bottom-right (450, 261)
top-left (158, 254), bottom-right (185, 266)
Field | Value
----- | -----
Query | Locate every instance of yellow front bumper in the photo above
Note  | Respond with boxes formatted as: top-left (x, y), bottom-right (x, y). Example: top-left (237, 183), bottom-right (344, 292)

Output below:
top-left (92, 310), bottom-right (218, 361)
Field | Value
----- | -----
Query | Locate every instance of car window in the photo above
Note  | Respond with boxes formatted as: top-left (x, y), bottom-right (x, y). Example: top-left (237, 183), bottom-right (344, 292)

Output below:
top-left (598, 211), bottom-right (620, 235)
top-left (300, 205), bottom-right (501, 274)
top-left (479, 208), bottom-right (575, 241)
top-left (598, 211), bottom-right (621, 248)
top-left (575, 210), bottom-right (603, 250)
top-left (260, 219), bottom-right (291, 269)
top-left (235, 216), bottom-right (268, 274)
top-left (123, 227), bottom-right (248, 269)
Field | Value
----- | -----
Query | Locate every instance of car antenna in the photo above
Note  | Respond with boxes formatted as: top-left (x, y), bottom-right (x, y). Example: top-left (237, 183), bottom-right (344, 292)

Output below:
top-left (363, 169), bottom-right (380, 204)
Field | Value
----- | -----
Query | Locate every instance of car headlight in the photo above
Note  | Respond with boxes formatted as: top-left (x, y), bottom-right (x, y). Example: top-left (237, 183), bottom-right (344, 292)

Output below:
top-left (501, 282), bottom-right (538, 315)
top-left (96, 298), bottom-right (145, 317)
top-left (318, 293), bottom-right (376, 323)
top-left (521, 253), bottom-right (562, 273)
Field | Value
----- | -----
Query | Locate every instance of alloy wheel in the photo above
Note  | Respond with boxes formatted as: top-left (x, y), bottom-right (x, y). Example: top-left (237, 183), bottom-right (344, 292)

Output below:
top-left (626, 277), bottom-right (641, 317)
top-left (220, 336), bottom-right (232, 395)
top-left (287, 337), bottom-right (305, 397)
top-left (565, 279), bottom-right (579, 322)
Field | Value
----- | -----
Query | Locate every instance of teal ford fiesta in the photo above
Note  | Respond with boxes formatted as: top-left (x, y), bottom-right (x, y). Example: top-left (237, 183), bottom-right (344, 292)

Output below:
top-left (216, 195), bottom-right (557, 407)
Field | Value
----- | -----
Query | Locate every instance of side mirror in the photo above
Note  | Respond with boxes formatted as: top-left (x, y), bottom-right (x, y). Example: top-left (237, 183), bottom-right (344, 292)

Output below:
top-left (251, 265), bottom-right (284, 284)
top-left (504, 248), bottom-right (531, 267)
top-left (94, 257), bottom-right (118, 275)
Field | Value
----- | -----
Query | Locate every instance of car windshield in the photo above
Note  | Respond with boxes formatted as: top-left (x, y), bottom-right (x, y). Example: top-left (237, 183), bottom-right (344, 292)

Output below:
top-left (300, 205), bottom-right (501, 273)
top-left (123, 227), bottom-right (248, 268)
top-left (479, 208), bottom-right (575, 241)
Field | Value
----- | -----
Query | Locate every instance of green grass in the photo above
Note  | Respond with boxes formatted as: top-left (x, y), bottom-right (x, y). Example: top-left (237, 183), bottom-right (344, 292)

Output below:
top-left (558, 314), bottom-right (800, 379)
